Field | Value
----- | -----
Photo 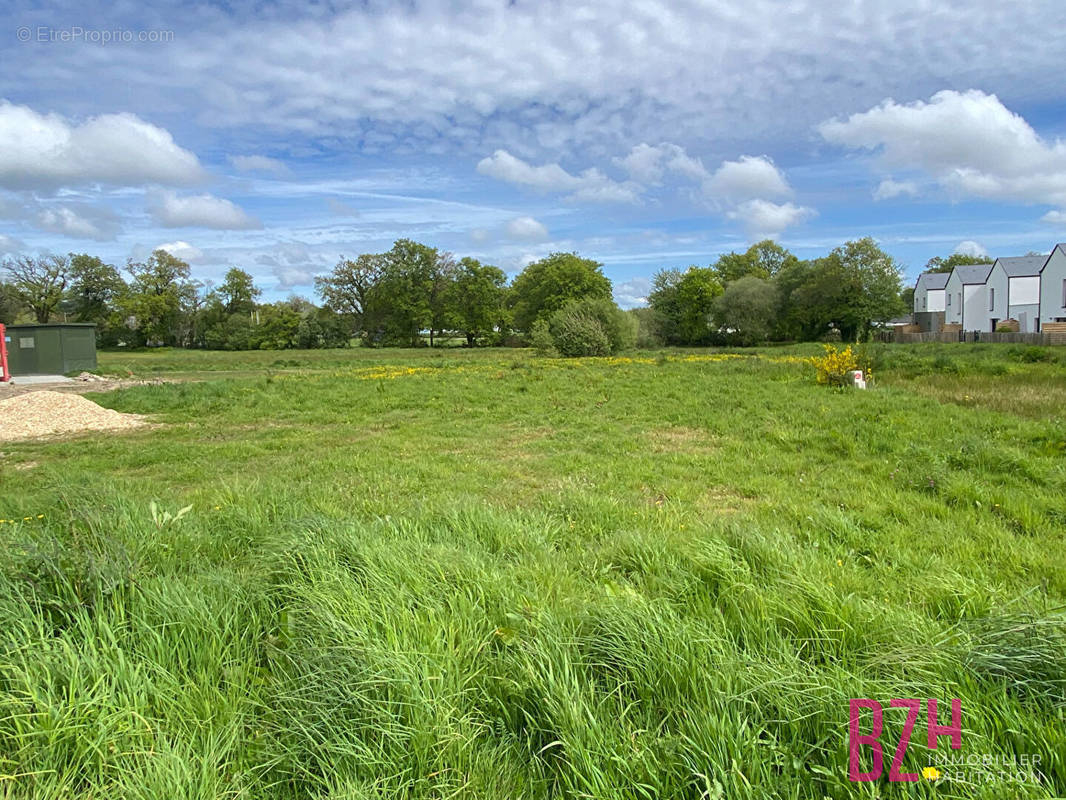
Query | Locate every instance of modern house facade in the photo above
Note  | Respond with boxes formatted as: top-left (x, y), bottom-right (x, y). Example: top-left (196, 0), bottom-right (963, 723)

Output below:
top-left (913, 272), bottom-right (948, 312)
top-left (986, 255), bottom-right (1043, 332)
top-left (1039, 244), bottom-right (1066, 328)
top-left (943, 263), bottom-right (993, 331)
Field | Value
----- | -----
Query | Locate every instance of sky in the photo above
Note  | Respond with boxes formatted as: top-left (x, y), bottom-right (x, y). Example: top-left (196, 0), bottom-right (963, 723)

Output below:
top-left (2, 0), bottom-right (1066, 308)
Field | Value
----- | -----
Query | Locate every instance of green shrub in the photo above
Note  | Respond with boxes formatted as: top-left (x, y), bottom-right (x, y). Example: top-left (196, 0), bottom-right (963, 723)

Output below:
top-left (537, 297), bottom-right (636, 357)
top-left (1017, 346), bottom-right (1051, 363)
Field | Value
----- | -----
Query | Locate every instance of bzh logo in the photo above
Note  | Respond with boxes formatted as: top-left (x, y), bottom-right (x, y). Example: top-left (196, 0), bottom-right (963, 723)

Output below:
top-left (849, 699), bottom-right (961, 782)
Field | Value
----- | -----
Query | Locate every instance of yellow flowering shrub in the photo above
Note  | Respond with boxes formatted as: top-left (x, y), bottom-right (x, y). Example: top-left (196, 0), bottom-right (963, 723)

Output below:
top-left (811, 344), bottom-right (858, 387)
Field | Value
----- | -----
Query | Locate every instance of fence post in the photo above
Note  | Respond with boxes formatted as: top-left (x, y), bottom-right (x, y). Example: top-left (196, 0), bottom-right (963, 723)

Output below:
top-left (0, 323), bottom-right (9, 382)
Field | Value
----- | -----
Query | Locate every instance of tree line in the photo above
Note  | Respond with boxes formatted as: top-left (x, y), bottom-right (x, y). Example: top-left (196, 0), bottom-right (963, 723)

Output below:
top-left (1, 236), bottom-right (926, 351)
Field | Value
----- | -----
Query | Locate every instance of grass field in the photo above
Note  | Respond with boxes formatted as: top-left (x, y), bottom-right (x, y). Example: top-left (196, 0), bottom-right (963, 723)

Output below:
top-left (2, 343), bottom-right (1065, 798)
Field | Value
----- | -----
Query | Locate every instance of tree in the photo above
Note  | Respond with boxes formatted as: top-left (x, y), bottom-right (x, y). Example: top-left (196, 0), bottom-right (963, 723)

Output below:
top-left (922, 253), bottom-right (991, 274)
top-left (217, 268), bottom-right (261, 315)
top-left (713, 240), bottom-right (799, 283)
top-left (713, 276), bottom-right (780, 345)
top-left (536, 296), bottom-right (636, 357)
top-left (315, 254), bottom-right (385, 340)
top-left (0, 281), bottom-right (25, 324)
top-left (449, 257), bottom-right (508, 346)
top-left (901, 286), bottom-right (915, 312)
top-left (123, 249), bottom-right (195, 346)
top-left (649, 266), bottom-right (723, 345)
top-left (3, 254), bottom-right (71, 323)
top-left (774, 238), bottom-right (903, 341)
top-left (832, 237), bottom-right (905, 332)
top-left (508, 252), bottom-right (612, 332)
top-left (377, 239), bottom-right (446, 346)
top-left (65, 253), bottom-right (127, 344)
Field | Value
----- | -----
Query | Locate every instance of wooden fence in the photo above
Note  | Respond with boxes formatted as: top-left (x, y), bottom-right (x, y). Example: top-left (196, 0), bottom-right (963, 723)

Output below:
top-left (887, 330), bottom-right (1064, 345)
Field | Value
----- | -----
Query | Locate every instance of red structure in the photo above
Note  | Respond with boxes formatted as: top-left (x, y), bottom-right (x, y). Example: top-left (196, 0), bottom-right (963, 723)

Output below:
top-left (0, 323), bottom-right (9, 382)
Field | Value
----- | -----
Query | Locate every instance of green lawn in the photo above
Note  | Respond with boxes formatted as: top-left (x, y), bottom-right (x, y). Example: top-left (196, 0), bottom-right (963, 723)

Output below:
top-left (2, 344), bottom-right (1064, 798)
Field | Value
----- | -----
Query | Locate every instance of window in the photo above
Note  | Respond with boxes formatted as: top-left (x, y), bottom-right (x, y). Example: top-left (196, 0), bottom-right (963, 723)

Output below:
top-left (989, 287), bottom-right (994, 311)
top-left (1062, 278), bottom-right (1065, 307)
top-left (947, 293), bottom-right (951, 307)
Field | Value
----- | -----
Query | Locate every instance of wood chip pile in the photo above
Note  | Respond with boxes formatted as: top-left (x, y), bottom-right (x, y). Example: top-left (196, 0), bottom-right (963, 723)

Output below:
top-left (0, 391), bottom-right (147, 442)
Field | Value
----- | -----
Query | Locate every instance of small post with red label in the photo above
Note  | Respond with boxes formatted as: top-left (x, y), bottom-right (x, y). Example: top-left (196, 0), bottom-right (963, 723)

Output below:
top-left (0, 323), bottom-right (9, 382)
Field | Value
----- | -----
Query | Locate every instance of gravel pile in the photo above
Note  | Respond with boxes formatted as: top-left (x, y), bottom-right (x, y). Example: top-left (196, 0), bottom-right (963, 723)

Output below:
top-left (0, 391), bottom-right (147, 441)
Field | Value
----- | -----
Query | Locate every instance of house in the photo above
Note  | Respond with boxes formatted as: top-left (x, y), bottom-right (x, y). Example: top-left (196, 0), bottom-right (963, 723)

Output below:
top-left (912, 271), bottom-right (949, 332)
top-left (943, 262), bottom-right (993, 331)
top-left (1038, 243), bottom-right (1066, 329)
top-left (985, 255), bottom-right (1044, 332)
top-left (913, 271), bottom-right (949, 312)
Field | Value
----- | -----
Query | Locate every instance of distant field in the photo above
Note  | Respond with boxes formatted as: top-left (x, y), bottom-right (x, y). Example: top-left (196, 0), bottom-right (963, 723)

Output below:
top-left (2, 343), bottom-right (1065, 798)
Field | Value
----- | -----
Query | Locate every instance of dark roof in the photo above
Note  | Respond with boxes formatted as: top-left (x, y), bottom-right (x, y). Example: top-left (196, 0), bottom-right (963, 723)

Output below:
top-left (951, 263), bottom-right (993, 285)
top-left (915, 272), bottom-right (949, 291)
top-left (996, 255), bottom-right (1046, 277)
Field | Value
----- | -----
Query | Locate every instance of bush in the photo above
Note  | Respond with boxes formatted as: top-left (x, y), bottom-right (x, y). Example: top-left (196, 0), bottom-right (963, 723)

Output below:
top-left (536, 297), bottom-right (636, 357)
top-left (1017, 346), bottom-right (1051, 363)
top-left (810, 344), bottom-right (858, 387)
top-left (553, 313), bottom-right (611, 357)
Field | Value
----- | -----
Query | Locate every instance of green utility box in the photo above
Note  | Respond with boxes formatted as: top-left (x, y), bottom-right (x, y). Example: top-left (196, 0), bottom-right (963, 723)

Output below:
top-left (3, 323), bottom-right (97, 376)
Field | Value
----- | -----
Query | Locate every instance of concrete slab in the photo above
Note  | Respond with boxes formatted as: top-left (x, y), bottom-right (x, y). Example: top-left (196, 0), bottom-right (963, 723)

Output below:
top-left (3, 375), bottom-right (74, 386)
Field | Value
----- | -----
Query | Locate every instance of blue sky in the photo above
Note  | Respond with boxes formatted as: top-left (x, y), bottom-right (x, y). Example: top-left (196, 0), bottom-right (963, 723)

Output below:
top-left (2, 0), bottom-right (1066, 307)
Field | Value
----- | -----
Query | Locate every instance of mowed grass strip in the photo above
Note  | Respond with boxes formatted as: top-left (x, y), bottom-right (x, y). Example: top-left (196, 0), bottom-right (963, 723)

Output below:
top-left (1, 345), bottom-right (1064, 799)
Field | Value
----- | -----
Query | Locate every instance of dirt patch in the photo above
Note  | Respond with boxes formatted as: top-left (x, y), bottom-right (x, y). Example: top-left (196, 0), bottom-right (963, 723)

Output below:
top-left (0, 375), bottom-right (174, 398)
top-left (646, 426), bottom-right (719, 454)
top-left (696, 487), bottom-right (755, 514)
top-left (0, 391), bottom-right (149, 442)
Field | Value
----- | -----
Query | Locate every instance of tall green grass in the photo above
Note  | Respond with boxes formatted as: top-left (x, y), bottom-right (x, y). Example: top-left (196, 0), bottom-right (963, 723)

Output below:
top-left (2, 347), bottom-right (1064, 797)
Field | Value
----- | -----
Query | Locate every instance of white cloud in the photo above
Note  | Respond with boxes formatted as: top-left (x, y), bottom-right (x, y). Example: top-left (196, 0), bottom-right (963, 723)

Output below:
top-left (229, 155), bottom-right (291, 176)
top-left (614, 143), bottom-right (706, 184)
top-left (274, 267), bottom-right (316, 289)
top-left (873, 179), bottom-right (919, 200)
top-left (155, 241), bottom-right (205, 263)
top-left (613, 277), bottom-right (651, 309)
top-left (727, 199), bottom-right (816, 239)
top-left (35, 204), bottom-right (119, 240)
top-left (0, 101), bottom-right (204, 190)
top-left (1040, 210), bottom-right (1066, 225)
top-left (469, 228), bottom-right (491, 243)
top-left (820, 90), bottom-right (1066, 206)
top-left (704, 156), bottom-right (791, 204)
top-left (953, 240), bottom-right (988, 258)
top-left (149, 190), bottom-right (261, 229)
top-left (477, 149), bottom-right (640, 204)
top-left (505, 216), bottom-right (548, 240)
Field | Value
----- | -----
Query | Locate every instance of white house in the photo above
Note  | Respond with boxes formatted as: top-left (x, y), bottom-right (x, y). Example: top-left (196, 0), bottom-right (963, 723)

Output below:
top-left (943, 263), bottom-right (993, 331)
top-left (986, 255), bottom-right (1044, 332)
top-left (1038, 243), bottom-right (1066, 329)
top-left (913, 271), bottom-right (948, 312)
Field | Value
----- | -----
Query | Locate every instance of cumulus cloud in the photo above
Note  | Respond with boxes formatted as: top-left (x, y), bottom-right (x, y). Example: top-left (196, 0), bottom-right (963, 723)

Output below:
top-left (505, 216), bottom-right (548, 240)
top-left (727, 199), bottom-right (816, 239)
top-left (155, 240), bottom-right (205, 262)
top-left (613, 277), bottom-right (651, 309)
top-left (149, 190), bottom-right (261, 229)
top-left (35, 204), bottom-right (120, 240)
top-left (255, 242), bottom-right (326, 288)
top-left (477, 149), bottom-right (640, 204)
top-left (0, 101), bottom-right (204, 190)
top-left (874, 179), bottom-right (919, 200)
top-left (614, 143), bottom-right (706, 184)
top-left (1040, 210), bottom-right (1066, 225)
top-left (704, 156), bottom-right (791, 204)
top-left (229, 154), bottom-right (291, 176)
top-left (954, 240), bottom-right (989, 258)
top-left (820, 90), bottom-right (1066, 206)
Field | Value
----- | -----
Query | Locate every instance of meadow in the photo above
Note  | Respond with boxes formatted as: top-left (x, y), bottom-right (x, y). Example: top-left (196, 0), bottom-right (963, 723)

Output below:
top-left (1, 342), bottom-right (1064, 799)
